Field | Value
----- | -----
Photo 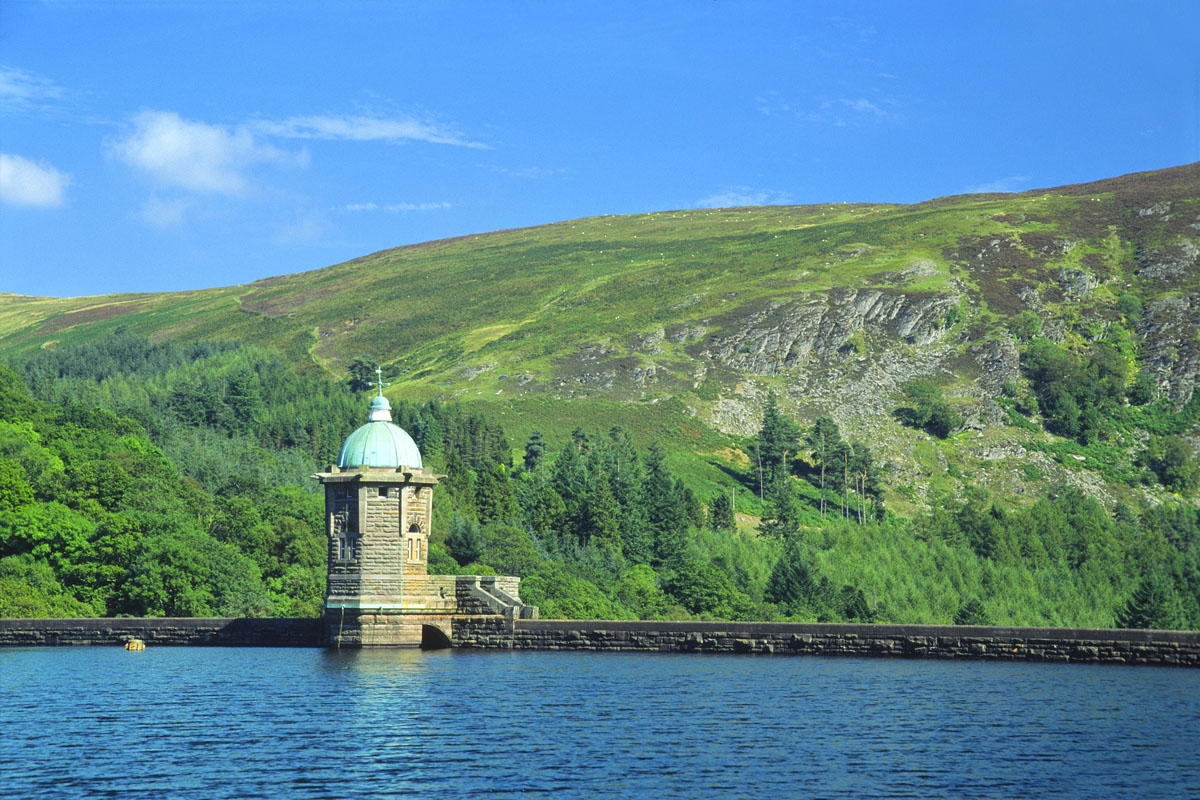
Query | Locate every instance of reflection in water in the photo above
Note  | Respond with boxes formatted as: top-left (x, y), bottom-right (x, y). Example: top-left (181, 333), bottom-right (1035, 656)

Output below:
top-left (2, 647), bottom-right (1198, 799)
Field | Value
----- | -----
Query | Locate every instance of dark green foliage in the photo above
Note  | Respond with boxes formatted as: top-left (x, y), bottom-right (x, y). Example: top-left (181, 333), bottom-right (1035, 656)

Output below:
top-left (0, 364), bottom-right (38, 423)
top-left (523, 430), bottom-right (547, 471)
top-left (644, 442), bottom-right (687, 567)
top-left (346, 355), bottom-right (380, 393)
top-left (664, 556), bottom-right (757, 620)
top-left (765, 544), bottom-right (821, 617)
top-left (1009, 310), bottom-right (1043, 341)
top-left (4, 327), bottom-right (1199, 631)
top-left (1118, 574), bottom-right (1185, 630)
top-left (759, 470), bottom-right (802, 540)
top-left (1144, 435), bottom-right (1200, 495)
top-left (755, 392), bottom-right (800, 484)
top-left (446, 514), bottom-right (485, 565)
top-left (1115, 293), bottom-right (1143, 324)
top-left (1021, 338), bottom-right (1129, 444)
top-left (614, 564), bottom-right (678, 619)
top-left (901, 380), bottom-right (961, 439)
top-left (953, 597), bottom-right (990, 625)
top-left (1127, 373), bottom-right (1155, 406)
top-left (707, 491), bottom-right (735, 532)
top-left (479, 523), bottom-right (543, 578)
top-left (520, 564), bottom-right (622, 619)
top-left (804, 416), bottom-right (843, 517)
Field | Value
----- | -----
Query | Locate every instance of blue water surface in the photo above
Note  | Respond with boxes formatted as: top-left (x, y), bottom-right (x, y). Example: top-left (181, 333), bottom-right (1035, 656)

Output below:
top-left (2, 647), bottom-right (1197, 799)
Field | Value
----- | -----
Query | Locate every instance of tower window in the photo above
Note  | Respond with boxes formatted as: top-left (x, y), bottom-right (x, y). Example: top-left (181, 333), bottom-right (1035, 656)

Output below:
top-left (339, 535), bottom-right (357, 562)
top-left (379, 486), bottom-right (388, 498)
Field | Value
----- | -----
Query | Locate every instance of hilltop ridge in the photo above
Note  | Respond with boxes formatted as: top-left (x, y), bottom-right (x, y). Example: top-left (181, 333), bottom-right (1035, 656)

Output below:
top-left (2, 162), bottom-right (1197, 514)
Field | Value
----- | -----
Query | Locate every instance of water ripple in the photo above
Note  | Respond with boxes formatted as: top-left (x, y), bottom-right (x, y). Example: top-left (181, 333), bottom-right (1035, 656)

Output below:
top-left (2, 648), bottom-right (1198, 798)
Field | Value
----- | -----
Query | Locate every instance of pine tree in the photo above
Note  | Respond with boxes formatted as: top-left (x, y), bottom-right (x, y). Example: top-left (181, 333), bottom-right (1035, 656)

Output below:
top-left (804, 417), bottom-right (843, 519)
top-left (523, 430), bottom-right (548, 472)
top-left (759, 470), bottom-right (802, 540)
top-left (474, 460), bottom-right (518, 525)
top-left (582, 465), bottom-right (622, 551)
top-left (346, 355), bottom-right (379, 393)
top-left (765, 543), bottom-right (820, 617)
top-left (757, 392), bottom-right (800, 484)
top-left (607, 428), bottom-right (649, 563)
top-left (644, 442), bottom-right (687, 567)
top-left (1118, 574), bottom-right (1184, 630)
top-left (708, 491), bottom-right (735, 532)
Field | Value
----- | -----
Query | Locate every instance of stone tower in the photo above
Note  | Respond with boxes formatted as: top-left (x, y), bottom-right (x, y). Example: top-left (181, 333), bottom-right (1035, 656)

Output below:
top-left (315, 371), bottom-right (537, 647)
top-left (315, 374), bottom-right (441, 645)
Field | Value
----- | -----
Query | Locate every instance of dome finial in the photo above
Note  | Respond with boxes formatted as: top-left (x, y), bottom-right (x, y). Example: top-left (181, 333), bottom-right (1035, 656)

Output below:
top-left (367, 367), bottom-right (392, 422)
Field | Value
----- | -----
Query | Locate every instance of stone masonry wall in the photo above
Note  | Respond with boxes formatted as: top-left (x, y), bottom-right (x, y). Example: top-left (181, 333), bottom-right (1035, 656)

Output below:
top-left (452, 619), bottom-right (1200, 667)
top-left (6, 617), bottom-right (1197, 666)
top-left (0, 618), bottom-right (323, 647)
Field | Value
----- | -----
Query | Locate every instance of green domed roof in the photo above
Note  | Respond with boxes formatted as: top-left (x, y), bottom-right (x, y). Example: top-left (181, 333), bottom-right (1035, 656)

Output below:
top-left (336, 387), bottom-right (422, 469)
top-left (337, 420), bottom-right (423, 469)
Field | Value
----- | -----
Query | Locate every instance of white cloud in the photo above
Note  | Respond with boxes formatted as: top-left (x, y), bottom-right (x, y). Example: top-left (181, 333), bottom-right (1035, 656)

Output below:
top-left (0, 153), bottom-right (70, 208)
top-left (485, 165), bottom-right (566, 179)
top-left (112, 110), bottom-right (303, 195)
top-left (139, 196), bottom-right (192, 228)
top-left (274, 213), bottom-right (333, 245)
top-left (255, 114), bottom-right (489, 149)
top-left (0, 65), bottom-right (64, 112)
top-left (697, 186), bottom-right (794, 208)
top-left (963, 175), bottom-right (1031, 194)
top-left (344, 201), bottom-right (452, 212)
top-left (840, 97), bottom-right (886, 116)
top-left (756, 91), bottom-right (898, 126)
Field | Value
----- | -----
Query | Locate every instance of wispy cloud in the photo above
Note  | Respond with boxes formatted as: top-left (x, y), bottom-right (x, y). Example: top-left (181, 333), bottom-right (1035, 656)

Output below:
top-left (0, 65), bottom-right (65, 113)
top-left (0, 153), bottom-right (70, 208)
top-left (755, 90), bottom-right (898, 127)
top-left (344, 201), bottom-right (453, 213)
top-left (274, 212), bottom-right (333, 245)
top-left (697, 186), bottom-right (794, 208)
top-left (963, 175), bottom-right (1030, 194)
top-left (484, 164), bottom-right (567, 179)
top-left (111, 110), bottom-right (306, 195)
top-left (255, 114), bottom-right (489, 149)
top-left (138, 196), bottom-right (192, 228)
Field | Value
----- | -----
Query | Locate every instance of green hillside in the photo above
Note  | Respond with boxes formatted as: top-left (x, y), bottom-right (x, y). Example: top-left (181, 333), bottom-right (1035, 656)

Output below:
top-left (2, 163), bottom-right (1197, 517)
top-left (2, 163), bottom-right (1200, 626)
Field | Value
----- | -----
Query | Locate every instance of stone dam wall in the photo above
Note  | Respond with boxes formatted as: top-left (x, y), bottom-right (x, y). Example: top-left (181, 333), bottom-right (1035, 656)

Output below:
top-left (2, 617), bottom-right (1198, 666)
top-left (452, 619), bottom-right (1200, 667)
top-left (0, 617), bottom-right (324, 647)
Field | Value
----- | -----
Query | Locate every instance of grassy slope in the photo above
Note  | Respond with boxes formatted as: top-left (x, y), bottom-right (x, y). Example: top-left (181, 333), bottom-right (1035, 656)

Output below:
top-left (2, 163), bottom-right (1197, 515)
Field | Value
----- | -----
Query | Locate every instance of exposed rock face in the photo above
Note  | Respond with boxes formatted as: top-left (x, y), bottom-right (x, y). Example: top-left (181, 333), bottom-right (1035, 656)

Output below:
top-left (1137, 239), bottom-right (1200, 283)
top-left (1054, 267), bottom-right (1099, 300)
top-left (701, 288), bottom-right (960, 376)
top-left (971, 337), bottom-right (1020, 394)
top-left (1140, 296), bottom-right (1200, 405)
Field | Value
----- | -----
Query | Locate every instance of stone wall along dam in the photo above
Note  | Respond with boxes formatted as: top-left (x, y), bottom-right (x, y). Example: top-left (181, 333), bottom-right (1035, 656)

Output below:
top-left (2, 617), bottom-right (1198, 666)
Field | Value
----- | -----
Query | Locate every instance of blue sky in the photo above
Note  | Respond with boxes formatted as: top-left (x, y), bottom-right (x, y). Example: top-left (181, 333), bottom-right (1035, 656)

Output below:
top-left (1, 1), bottom-right (1197, 298)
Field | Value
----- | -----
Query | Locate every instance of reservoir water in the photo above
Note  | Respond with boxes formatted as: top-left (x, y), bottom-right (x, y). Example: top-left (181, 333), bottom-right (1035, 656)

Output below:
top-left (2, 647), bottom-right (1198, 799)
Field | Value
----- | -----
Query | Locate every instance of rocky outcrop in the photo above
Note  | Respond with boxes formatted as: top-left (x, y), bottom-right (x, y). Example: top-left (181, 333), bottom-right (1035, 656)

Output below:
top-left (701, 288), bottom-right (960, 376)
top-left (1136, 238), bottom-right (1199, 283)
top-left (1140, 296), bottom-right (1200, 405)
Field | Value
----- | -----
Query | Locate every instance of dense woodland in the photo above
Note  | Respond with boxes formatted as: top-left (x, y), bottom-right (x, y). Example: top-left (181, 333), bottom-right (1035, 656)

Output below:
top-left (1, 330), bottom-right (1197, 629)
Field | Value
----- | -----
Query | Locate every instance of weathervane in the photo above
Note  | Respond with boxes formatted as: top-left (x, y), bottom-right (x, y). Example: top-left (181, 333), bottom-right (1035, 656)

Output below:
top-left (375, 366), bottom-right (389, 397)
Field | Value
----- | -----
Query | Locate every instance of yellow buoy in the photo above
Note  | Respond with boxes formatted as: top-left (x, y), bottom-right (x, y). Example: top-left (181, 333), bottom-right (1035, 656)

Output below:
top-left (124, 639), bottom-right (145, 651)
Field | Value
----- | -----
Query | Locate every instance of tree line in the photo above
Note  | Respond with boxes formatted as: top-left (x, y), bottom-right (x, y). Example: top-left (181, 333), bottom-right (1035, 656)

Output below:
top-left (1, 332), bottom-right (1197, 630)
